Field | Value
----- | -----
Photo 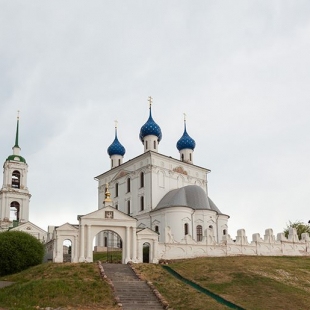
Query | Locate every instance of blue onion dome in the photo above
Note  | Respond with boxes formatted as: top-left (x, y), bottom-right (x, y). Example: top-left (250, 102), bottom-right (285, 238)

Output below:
top-left (176, 120), bottom-right (196, 151)
top-left (139, 105), bottom-right (162, 143)
top-left (107, 127), bottom-right (126, 156)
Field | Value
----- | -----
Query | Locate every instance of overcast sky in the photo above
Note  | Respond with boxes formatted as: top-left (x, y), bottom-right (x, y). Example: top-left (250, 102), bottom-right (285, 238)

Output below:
top-left (1, 1), bottom-right (310, 240)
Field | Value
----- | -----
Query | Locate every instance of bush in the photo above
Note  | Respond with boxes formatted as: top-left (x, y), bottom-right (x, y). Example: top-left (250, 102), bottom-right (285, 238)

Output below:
top-left (283, 220), bottom-right (310, 239)
top-left (0, 231), bottom-right (44, 276)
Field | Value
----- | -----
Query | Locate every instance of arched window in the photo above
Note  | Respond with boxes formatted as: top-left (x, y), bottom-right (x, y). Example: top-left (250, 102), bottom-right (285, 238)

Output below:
top-left (184, 223), bottom-right (189, 235)
top-left (140, 196), bottom-right (144, 211)
top-left (153, 140), bottom-right (156, 149)
top-left (118, 159), bottom-right (121, 166)
top-left (190, 153), bottom-right (192, 162)
top-left (111, 159), bottom-right (113, 168)
top-left (223, 229), bottom-right (227, 235)
top-left (10, 201), bottom-right (20, 221)
top-left (140, 172), bottom-right (144, 188)
top-left (127, 178), bottom-right (131, 193)
top-left (115, 183), bottom-right (119, 197)
top-left (127, 200), bottom-right (131, 215)
top-left (12, 171), bottom-right (20, 189)
top-left (181, 154), bottom-right (184, 162)
top-left (196, 225), bottom-right (203, 241)
top-left (155, 225), bottom-right (159, 233)
top-left (145, 141), bottom-right (148, 150)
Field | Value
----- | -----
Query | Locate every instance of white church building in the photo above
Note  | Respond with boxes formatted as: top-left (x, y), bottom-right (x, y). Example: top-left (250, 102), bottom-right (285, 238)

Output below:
top-left (1, 102), bottom-right (310, 264)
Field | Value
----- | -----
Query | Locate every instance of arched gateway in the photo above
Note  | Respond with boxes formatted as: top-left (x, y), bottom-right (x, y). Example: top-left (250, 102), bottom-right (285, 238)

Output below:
top-left (78, 206), bottom-right (138, 263)
top-left (47, 199), bottom-right (159, 264)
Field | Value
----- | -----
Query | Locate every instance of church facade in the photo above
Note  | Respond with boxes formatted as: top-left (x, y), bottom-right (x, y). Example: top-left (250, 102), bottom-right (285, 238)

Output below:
top-left (95, 101), bottom-right (229, 246)
top-left (46, 99), bottom-right (310, 263)
top-left (2, 103), bottom-right (310, 264)
top-left (47, 100), bottom-right (229, 263)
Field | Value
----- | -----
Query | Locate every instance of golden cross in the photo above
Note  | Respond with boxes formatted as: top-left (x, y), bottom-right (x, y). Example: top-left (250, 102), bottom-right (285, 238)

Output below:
top-left (114, 120), bottom-right (118, 128)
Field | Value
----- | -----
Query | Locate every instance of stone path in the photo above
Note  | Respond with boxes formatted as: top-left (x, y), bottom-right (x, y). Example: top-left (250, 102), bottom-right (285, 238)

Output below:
top-left (103, 264), bottom-right (164, 310)
top-left (0, 281), bottom-right (14, 289)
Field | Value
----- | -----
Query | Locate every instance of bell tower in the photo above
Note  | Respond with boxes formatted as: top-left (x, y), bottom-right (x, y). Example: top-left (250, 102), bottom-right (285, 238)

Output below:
top-left (0, 112), bottom-right (31, 229)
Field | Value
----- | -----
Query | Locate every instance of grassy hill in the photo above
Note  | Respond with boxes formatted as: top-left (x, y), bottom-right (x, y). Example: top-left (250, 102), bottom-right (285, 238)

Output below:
top-left (1, 256), bottom-right (310, 309)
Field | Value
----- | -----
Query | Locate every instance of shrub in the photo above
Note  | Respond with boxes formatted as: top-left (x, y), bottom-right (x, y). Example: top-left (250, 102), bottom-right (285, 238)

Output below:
top-left (284, 220), bottom-right (310, 239)
top-left (0, 231), bottom-right (44, 276)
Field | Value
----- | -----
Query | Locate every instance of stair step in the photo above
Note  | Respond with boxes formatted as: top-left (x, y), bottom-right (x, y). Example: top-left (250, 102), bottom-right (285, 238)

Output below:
top-left (103, 263), bottom-right (164, 309)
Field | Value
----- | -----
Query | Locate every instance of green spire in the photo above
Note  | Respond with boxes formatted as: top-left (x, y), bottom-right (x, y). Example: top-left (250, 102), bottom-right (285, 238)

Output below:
top-left (14, 111), bottom-right (20, 148)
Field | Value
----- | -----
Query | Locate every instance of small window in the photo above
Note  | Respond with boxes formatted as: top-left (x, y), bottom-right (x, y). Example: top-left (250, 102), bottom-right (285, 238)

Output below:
top-left (190, 153), bottom-right (192, 162)
top-left (140, 196), bottom-right (144, 211)
top-left (111, 159), bottom-right (113, 168)
top-left (184, 223), bottom-right (189, 235)
top-left (12, 170), bottom-right (20, 189)
top-left (197, 225), bottom-right (203, 241)
top-left (223, 229), bottom-right (227, 236)
top-left (118, 159), bottom-right (121, 166)
top-left (140, 172), bottom-right (144, 188)
top-left (115, 204), bottom-right (118, 210)
top-left (115, 183), bottom-right (119, 197)
top-left (127, 200), bottom-right (131, 215)
top-left (155, 225), bottom-right (159, 233)
top-left (127, 178), bottom-right (131, 193)
top-left (153, 140), bottom-right (156, 149)
top-left (181, 154), bottom-right (184, 162)
top-left (146, 141), bottom-right (148, 150)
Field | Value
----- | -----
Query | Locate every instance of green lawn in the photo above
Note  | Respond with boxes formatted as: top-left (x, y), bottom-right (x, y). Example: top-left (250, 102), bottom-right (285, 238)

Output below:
top-left (134, 256), bottom-right (310, 310)
top-left (1, 256), bottom-right (310, 310)
top-left (0, 263), bottom-right (118, 310)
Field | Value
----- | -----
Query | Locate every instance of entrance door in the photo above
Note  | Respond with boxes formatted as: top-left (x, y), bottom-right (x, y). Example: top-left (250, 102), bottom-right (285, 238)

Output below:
top-left (143, 242), bottom-right (150, 263)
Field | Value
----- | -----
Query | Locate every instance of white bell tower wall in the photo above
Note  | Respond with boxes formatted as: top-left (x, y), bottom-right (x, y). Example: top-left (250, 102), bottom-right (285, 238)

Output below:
top-left (0, 159), bottom-right (31, 224)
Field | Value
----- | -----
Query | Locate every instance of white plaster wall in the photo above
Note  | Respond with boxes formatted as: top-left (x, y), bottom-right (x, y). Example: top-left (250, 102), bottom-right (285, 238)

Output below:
top-left (179, 148), bottom-right (194, 164)
top-left (157, 238), bottom-right (310, 261)
top-left (0, 161), bottom-right (30, 222)
top-left (96, 151), bottom-right (208, 214)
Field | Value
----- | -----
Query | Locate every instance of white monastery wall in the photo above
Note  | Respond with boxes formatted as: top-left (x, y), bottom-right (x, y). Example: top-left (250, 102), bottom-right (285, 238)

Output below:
top-left (157, 228), bottom-right (310, 261)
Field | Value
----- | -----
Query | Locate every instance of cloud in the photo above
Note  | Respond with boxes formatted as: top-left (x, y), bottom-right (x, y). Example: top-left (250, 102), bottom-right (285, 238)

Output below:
top-left (0, 1), bottom-right (310, 236)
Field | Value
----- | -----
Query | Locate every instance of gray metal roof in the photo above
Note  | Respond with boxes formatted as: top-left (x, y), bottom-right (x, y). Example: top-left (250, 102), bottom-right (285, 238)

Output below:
top-left (153, 185), bottom-right (222, 214)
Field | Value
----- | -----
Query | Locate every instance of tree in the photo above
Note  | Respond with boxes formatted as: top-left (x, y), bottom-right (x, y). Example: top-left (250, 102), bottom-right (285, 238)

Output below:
top-left (283, 220), bottom-right (310, 240)
top-left (0, 231), bottom-right (44, 276)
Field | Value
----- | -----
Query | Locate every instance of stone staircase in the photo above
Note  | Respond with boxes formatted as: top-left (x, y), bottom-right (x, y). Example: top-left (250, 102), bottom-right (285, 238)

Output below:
top-left (103, 264), bottom-right (164, 310)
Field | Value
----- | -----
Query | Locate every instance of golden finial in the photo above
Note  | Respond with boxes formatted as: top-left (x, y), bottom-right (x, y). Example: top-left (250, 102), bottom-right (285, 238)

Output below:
top-left (148, 96), bottom-right (153, 108)
top-left (104, 183), bottom-right (112, 203)
top-left (183, 113), bottom-right (187, 122)
top-left (114, 120), bottom-right (118, 129)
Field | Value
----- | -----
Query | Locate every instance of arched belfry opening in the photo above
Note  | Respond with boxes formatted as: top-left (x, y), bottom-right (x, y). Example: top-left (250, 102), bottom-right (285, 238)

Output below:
top-left (10, 201), bottom-right (20, 222)
top-left (12, 170), bottom-right (21, 188)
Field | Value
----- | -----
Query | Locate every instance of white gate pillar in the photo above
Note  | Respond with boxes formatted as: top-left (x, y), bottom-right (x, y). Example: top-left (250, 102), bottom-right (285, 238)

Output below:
top-left (86, 224), bottom-right (93, 262)
top-left (131, 226), bottom-right (137, 261)
top-left (125, 226), bottom-right (130, 263)
top-left (137, 239), bottom-right (142, 262)
top-left (79, 224), bottom-right (85, 262)
top-left (72, 235), bottom-right (77, 263)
